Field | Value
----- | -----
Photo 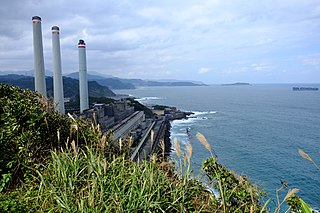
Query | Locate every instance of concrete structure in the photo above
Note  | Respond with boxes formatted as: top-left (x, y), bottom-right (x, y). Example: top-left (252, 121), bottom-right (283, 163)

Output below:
top-left (85, 104), bottom-right (116, 130)
top-left (78, 39), bottom-right (89, 113)
top-left (83, 100), bottom-right (135, 131)
top-left (32, 16), bottom-right (46, 97)
top-left (51, 26), bottom-right (65, 114)
top-left (112, 111), bottom-right (145, 142)
top-left (131, 121), bottom-right (156, 161)
top-left (113, 101), bottom-right (134, 120)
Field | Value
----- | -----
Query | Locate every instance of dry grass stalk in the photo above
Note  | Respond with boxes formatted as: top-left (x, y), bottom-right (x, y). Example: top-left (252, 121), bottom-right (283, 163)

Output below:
top-left (284, 188), bottom-right (299, 201)
top-left (186, 143), bottom-right (193, 164)
top-left (118, 138), bottom-right (122, 152)
top-left (174, 137), bottom-right (181, 158)
top-left (249, 187), bottom-right (255, 206)
top-left (71, 124), bottom-right (78, 131)
top-left (233, 172), bottom-right (245, 184)
top-left (99, 135), bottom-right (106, 151)
top-left (93, 112), bottom-right (97, 125)
top-left (158, 140), bottom-right (165, 158)
top-left (183, 153), bottom-right (187, 167)
top-left (196, 132), bottom-right (211, 152)
top-left (151, 130), bottom-right (154, 143)
top-left (92, 123), bottom-right (100, 134)
top-left (298, 148), bottom-right (320, 172)
top-left (67, 113), bottom-right (76, 122)
top-left (150, 153), bottom-right (157, 164)
top-left (298, 149), bottom-right (313, 162)
top-left (57, 130), bottom-right (60, 143)
top-left (71, 140), bottom-right (77, 154)
top-left (127, 136), bottom-right (133, 149)
top-left (44, 117), bottom-right (49, 130)
top-left (102, 158), bottom-right (107, 174)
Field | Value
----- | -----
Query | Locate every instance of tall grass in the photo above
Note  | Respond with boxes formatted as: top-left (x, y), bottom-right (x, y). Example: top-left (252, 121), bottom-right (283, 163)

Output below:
top-left (195, 132), bottom-right (268, 213)
top-left (27, 144), bottom-right (215, 212)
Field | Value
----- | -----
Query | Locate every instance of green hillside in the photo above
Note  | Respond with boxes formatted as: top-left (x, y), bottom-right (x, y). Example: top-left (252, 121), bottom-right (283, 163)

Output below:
top-left (0, 75), bottom-right (116, 98)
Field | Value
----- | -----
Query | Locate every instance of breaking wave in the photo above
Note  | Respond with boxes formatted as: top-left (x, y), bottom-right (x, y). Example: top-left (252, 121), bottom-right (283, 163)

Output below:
top-left (135, 96), bottom-right (163, 102)
top-left (171, 110), bottom-right (217, 127)
top-left (190, 111), bottom-right (217, 117)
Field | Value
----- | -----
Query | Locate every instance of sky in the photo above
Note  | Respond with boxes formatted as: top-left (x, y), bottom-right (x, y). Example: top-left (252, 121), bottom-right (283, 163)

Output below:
top-left (0, 0), bottom-right (319, 84)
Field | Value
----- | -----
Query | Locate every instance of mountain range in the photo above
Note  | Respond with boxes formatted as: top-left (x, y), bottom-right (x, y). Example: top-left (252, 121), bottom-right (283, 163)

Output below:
top-left (0, 74), bottom-right (116, 98)
top-left (65, 72), bottom-right (207, 89)
top-left (0, 70), bottom-right (207, 90)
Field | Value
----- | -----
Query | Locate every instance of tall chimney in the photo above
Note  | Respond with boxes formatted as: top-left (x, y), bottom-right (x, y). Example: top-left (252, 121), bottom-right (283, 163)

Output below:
top-left (78, 39), bottom-right (89, 113)
top-left (52, 26), bottom-right (65, 114)
top-left (32, 16), bottom-right (46, 97)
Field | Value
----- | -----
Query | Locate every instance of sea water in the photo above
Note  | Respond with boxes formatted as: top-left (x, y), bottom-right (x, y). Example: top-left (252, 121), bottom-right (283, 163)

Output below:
top-left (115, 84), bottom-right (320, 211)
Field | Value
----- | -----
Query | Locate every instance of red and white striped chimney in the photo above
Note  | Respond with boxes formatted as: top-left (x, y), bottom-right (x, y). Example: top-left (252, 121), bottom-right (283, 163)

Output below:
top-left (78, 39), bottom-right (89, 113)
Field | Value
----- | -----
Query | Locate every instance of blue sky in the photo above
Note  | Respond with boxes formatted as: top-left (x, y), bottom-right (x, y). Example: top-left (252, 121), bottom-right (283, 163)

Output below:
top-left (0, 0), bottom-right (319, 83)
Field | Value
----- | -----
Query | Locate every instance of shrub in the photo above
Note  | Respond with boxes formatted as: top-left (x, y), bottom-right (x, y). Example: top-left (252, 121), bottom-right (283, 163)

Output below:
top-left (195, 132), bottom-right (267, 212)
top-left (0, 84), bottom-right (108, 192)
top-left (0, 84), bottom-right (70, 191)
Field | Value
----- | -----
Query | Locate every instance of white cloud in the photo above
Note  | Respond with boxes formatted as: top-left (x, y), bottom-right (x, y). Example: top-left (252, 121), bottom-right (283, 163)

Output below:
top-left (301, 54), bottom-right (320, 66)
top-left (198, 67), bottom-right (210, 74)
top-left (0, 0), bottom-right (319, 83)
top-left (224, 66), bottom-right (248, 74)
top-left (137, 7), bottom-right (165, 19)
top-left (251, 63), bottom-right (273, 72)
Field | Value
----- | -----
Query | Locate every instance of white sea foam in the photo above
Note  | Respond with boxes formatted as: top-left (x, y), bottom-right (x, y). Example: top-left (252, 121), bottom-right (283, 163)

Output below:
top-left (134, 96), bottom-right (163, 102)
top-left (190, 111), bottom-right (217, 116)
top-left (172, 113), bottom-right (215, 126)
top-left (172, 133), bottom-right (188, 137)
top-left (172, 118), bottom-right (196, 125)
top-left (202, 183), bottom-right (219, 199)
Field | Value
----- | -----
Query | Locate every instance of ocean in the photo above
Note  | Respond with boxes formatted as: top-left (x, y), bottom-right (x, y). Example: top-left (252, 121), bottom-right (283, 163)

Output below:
top-left (115, 84), bottom-right (320, 211)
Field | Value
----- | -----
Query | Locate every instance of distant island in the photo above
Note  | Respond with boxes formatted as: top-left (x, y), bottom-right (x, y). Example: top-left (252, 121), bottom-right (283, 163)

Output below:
top-left (221, 82), bottom-right (250, 86)
top-left (292, 87), bottom-right (319, 91)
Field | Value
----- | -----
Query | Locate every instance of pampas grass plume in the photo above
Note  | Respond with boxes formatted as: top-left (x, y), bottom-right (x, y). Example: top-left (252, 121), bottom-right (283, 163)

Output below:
top-left (284, 188), bottom-right (299, 201)
top-left (174, 137), bottom-right (181, 158)
top-left (298, 149), bottom-right (313, 162)
top-left (196, 132), bottom-right (211, 152)
top-left (186, 143), bottom-right (193, 164)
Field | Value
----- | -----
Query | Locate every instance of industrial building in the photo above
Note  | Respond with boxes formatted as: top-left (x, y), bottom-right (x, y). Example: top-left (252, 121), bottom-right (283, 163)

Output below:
top-left (31, 16), bottom-right (173, 161)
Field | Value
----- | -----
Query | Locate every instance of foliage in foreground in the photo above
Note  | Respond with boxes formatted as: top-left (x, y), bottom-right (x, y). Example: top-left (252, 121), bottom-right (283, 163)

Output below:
top-left (0, 84), bottom-right (214, 212)
top-left (1, 146), bottom-right (216, 212)
top-left (0, 84), bottom-right (111, 192)
top-left (0, 84), bottom-right (68, 192)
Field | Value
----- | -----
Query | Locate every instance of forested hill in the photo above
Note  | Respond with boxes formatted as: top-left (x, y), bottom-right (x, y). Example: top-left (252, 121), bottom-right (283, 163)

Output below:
top-left (0, 74), bottom-right (116, 98)
top-left (66, 72), bottom-right (207, 88)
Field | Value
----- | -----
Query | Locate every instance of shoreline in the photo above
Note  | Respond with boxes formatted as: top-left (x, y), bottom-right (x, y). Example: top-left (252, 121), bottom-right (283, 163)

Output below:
top-left (147, 104), bottom-right (193, 157)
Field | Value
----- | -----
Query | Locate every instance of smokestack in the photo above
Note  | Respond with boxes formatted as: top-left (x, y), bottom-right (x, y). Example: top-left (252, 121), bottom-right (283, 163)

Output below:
top-left (32, 16), bottom-right (46, 97)
top-left (52, 26), bottom-right (65, 114)
top-left (78, 39), bottom-right (89, 113)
